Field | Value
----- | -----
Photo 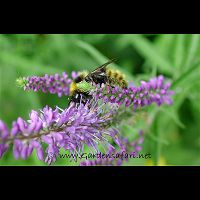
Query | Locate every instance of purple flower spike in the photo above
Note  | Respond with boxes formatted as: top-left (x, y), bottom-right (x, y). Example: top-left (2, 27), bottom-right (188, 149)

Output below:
top-left (93, 75), bottom-right (174, 109)
top-left (18, 71), bottom-right (78, 97)
top-left (0, 99), bottom-right (122, 164)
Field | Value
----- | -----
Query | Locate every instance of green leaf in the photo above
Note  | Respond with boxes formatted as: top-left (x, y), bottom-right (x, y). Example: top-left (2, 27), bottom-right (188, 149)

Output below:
top-left (173, 34), bottom-right (185, 70)
top-left (184, 34), bottom-right (200, 69)
top-left (172, 58), bottom-right (200, 88)
top-left (159, 107), bottom-right (185, 129)
top-left (147, 133), bottom-right (169, 145)
top-left (154, 34), bottom-right (176, 57)
top-left (126, 34), bottom-right (175, 75)
top-left (174, 78), bottom-right (200, 110)
top-left (0, 51), bottom-right (61, 74)
top-left (27, 92), bottom-right (42, 110)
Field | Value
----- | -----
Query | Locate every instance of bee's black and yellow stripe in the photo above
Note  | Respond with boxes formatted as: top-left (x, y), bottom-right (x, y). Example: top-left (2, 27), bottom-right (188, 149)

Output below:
top-left (106, 68), bottom-right (127, 88)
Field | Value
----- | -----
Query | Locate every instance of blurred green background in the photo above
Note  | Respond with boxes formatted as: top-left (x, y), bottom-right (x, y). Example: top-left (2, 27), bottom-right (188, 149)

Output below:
top-left (0, 34), bottom-right (200, 166)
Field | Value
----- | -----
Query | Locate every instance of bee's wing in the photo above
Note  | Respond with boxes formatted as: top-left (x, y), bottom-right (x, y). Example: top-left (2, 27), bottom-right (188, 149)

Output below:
top-left (97, 58), bottom-right (117, 70)
top-left (90, 58), bottom-right (117, 74)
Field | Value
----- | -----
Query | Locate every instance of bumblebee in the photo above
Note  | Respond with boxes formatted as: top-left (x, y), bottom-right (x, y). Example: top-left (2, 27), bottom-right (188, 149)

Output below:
top-left (69, 59), bottom-right (127, 105)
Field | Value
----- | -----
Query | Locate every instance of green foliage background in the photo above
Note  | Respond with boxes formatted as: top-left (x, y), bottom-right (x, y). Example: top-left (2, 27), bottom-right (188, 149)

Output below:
top-left (0, 34), bottom-right (200, 166)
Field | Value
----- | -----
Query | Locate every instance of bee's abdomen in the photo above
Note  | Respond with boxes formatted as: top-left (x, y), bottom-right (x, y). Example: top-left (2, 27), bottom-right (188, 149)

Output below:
top-left (106, 69), bottom-right (127, 88)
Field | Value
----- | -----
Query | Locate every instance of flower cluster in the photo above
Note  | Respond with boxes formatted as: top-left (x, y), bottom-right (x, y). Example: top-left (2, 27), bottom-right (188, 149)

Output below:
top-left (16, 72), bottom-right (78, 97)
top-left (0, 100), bottom-right (121, 165)
top-left (1, 69), bottom-right (174, 165)
top-left (93, 75), bottom-right (174, 109)
top-left (80, 130), bottom-right (144, 166)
